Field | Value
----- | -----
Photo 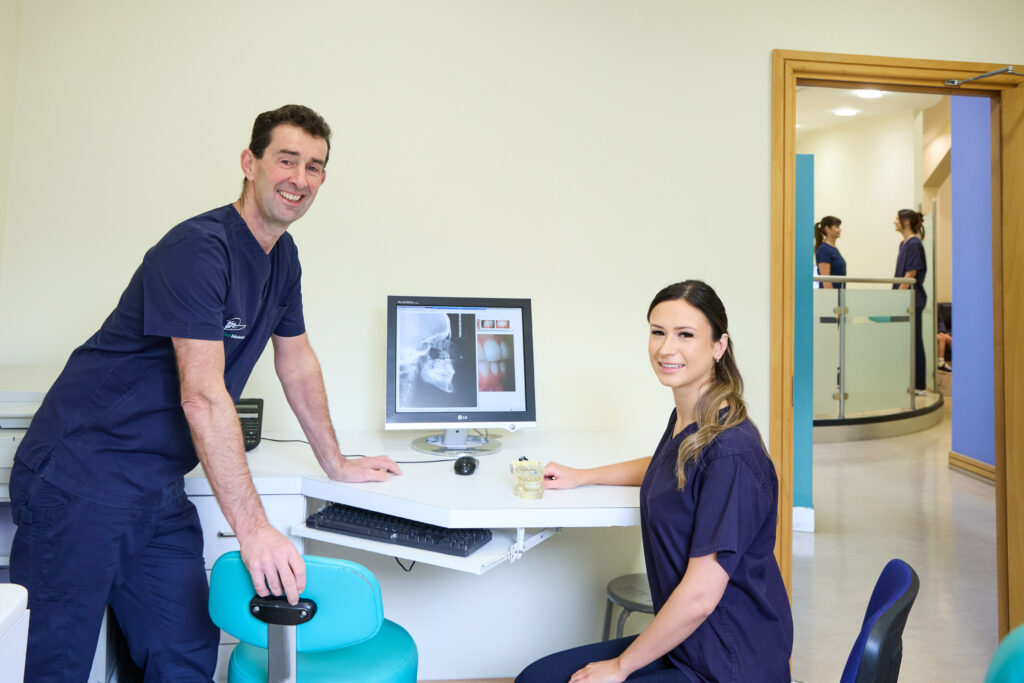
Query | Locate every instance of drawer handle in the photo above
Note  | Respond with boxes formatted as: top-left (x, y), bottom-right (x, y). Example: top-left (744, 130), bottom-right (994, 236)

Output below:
top-left (216, 531), bottom-right (237, 539)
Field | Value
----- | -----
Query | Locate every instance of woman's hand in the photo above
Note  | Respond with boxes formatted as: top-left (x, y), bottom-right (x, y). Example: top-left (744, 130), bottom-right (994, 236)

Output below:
top-left (543, 461), bottom-right (585, 489)
top-left (568, 658), bottom-right (628, 683)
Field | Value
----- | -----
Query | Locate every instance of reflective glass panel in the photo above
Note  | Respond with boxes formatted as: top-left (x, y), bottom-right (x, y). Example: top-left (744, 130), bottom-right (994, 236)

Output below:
top-left (844, 288), bottom-right (915, 415)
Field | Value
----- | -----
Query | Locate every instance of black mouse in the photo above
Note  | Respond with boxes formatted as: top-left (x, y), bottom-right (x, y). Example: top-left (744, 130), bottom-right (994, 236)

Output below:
top-left (454, 456), bottom-right (478, 475)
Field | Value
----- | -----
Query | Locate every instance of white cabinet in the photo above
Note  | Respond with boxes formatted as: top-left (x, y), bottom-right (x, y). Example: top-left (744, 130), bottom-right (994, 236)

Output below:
top-left (190, 493), bottom-right (306, 569)
top-left (0, 503), bottom-right (13, 574)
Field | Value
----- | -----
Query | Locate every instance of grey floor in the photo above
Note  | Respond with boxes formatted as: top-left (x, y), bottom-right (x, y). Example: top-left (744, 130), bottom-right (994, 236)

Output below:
top-left (791, 408), bottom-right (997, 682)
top-left (429, 409), bottom-right (998, 683)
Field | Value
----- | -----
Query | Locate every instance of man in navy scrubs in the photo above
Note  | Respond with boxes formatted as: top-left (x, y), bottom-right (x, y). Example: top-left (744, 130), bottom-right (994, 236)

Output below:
top-left (8, 104), bottom-right (402, 681)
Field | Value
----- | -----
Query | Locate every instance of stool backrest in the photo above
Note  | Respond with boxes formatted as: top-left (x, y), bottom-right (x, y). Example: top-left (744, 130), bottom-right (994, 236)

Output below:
top-left (209, 551), bottom-right (384, 653)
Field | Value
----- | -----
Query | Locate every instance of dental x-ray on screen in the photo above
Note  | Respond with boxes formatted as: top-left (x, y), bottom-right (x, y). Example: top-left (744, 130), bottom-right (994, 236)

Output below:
top-left (385, 296), bottom-right (536, 454)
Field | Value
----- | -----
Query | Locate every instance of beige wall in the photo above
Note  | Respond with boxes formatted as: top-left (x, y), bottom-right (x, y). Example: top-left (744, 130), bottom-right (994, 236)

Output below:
top-left (0, 0), bottom-right (20, 285)
top-left (796, 110), bottom-right (919, 280)
top-left (1, 1), bottom-right (1023, 438)
top-left (923, 99), bottom-right (953, 304)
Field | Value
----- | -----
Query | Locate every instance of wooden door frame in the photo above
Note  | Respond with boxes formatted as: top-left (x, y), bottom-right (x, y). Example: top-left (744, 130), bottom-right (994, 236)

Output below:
top-left (770, 50), bottom-right (1023, 637)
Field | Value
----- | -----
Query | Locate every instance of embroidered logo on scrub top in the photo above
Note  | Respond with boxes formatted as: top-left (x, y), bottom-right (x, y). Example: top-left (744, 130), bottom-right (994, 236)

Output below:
top-left (224, 318), bottom-right (247, 340)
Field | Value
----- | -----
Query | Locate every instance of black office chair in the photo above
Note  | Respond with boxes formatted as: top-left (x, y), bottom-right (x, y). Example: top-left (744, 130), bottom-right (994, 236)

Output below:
top-left (840, 559), bottom-right (920, 683)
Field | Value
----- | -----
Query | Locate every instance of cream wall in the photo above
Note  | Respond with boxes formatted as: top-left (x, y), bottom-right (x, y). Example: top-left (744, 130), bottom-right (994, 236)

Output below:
top-left (934, 175), bottom-right (953, 303)
top-left (923, 98), bottom-right (953, 304)
top-left (0, 0), bottom-right (19, 285)
top-left (2, 1), bottom-right (1024, 441)
top-left (796, 110), bottom-right (919, 281)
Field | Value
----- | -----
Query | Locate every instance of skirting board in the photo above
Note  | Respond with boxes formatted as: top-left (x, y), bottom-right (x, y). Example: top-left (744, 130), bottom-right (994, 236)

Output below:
top-left (793, 506), bottom-right (815, 533)
top-left (948, 450), bottom-right (995, 483)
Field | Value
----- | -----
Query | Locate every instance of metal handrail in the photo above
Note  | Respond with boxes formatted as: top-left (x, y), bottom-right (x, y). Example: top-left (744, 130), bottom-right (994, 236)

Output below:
top-left (814, 275), bottom-right (916, 285)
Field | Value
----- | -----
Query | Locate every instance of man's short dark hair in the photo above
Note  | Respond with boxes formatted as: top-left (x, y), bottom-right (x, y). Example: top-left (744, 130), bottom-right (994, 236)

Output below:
top-left (249, 104), bottom-right (332, 166)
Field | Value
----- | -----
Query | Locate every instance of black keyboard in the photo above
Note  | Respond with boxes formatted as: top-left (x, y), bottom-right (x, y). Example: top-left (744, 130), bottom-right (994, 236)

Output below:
top-left (306, 503), bottom-right (493, 558)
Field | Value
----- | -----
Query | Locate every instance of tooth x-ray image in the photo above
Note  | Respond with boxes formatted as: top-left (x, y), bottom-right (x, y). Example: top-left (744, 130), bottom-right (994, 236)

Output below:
top-left (397, 311), bottom-right (478, 409)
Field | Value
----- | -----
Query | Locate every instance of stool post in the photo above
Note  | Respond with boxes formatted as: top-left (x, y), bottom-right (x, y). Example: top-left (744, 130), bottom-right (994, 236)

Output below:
top-left (615, 608), bottom-right (633, 640)
top-left (602, 600), bottom-right (614, 641)
top-left (267, 623), bottom-right (297, 683)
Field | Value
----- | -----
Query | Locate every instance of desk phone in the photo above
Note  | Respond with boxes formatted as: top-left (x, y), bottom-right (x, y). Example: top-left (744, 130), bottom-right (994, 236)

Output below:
top-left (235, 398), bottom-right (263, 451)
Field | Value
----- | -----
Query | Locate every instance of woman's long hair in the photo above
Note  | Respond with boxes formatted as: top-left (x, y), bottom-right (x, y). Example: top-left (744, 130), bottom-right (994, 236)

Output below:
top-left (648, 280), bottom-right (761, 488)
top-left (897, 209), bottom-right (925, 238)
top-left (813, 216), bottom-right (841, 252)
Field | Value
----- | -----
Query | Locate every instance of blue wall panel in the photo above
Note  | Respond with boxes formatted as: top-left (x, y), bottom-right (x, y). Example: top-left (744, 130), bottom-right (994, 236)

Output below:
top-left (950, 96), bottom-right (995, 466)
top-left (794, 154), bottom-right (814, 508)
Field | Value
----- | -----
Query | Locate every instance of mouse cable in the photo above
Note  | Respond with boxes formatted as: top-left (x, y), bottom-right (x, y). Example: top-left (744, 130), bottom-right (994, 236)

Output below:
top-left (262, 440), bottom-right (480, 465)
top-left (395, 558), bottom-right (416, 572)
top-left (345, 454), bottom-right (455, 464)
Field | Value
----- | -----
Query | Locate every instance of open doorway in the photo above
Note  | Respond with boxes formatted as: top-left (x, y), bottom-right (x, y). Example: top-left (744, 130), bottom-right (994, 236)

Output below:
top-left (789, 86), bottom-right (998, 680)
top-left (769, 51), bottom-right (1024, 639)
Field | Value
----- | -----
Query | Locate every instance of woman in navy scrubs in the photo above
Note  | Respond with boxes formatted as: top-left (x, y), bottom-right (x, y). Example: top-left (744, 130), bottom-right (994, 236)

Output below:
top-left (892, 209), bottom-right (928, 392)
top-left (516, 281), bottom-right (792, 683)
top-left (815, 215), bottom-right (846, 288)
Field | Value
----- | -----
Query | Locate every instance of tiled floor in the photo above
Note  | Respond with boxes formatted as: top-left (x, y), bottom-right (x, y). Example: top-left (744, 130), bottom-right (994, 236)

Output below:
top-left (792, 410), bottom-right (996, 682)
top-left (426, 410), bottom-right (997, 683)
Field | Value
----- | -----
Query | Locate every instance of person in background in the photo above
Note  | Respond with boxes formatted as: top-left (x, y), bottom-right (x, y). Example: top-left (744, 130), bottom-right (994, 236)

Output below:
top-left (814, 215), bottom-right (846, 289)
top-left (893, 209), bottom-right (928, 393)
top-left (515, 280), bottom-right (792, 683)
top-left (937, 303), bottom-right (952, 373)
top-left (9, 104), bottom-right (401, 681)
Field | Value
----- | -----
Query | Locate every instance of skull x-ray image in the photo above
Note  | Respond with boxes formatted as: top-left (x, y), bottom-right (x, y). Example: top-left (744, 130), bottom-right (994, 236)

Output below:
top-left (397, 311), bottom-right (478, 409)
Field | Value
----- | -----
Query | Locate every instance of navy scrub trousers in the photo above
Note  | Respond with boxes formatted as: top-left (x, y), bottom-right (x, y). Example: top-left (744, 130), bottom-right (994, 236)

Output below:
top-left (9, 461), bottom-right (220, 682)
top-left (515, 635), bottom-right (693, 682)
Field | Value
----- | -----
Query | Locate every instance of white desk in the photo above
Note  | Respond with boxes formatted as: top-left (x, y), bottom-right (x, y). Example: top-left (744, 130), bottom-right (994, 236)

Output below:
top-left (185, 429), bottom-right (649, 679)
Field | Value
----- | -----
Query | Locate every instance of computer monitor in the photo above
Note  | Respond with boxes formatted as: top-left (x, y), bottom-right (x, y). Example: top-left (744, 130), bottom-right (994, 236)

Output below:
top-left (385, 295), bottom-right (536, 454)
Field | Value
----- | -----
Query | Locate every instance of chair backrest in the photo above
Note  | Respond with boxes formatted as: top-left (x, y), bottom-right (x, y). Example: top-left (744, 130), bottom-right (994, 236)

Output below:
top-left (986, 623), bottom-right (1024, 683)
top-left (840, 559), bottom-right (920, 683)
top-left (209, 552), bottom-right (384, 653)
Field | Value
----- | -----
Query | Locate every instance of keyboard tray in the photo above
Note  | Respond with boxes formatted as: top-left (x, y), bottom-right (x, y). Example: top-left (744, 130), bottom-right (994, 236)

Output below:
top-left (306, 503), bottom-right (493, 558)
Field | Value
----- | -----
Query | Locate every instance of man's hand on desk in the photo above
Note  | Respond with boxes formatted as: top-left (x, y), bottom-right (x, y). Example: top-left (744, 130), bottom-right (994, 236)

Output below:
top-left (543, 461), bottom-right (585, 489)
top-left (238, 525), bottom-right (306, 606)
top-left (331, 454), bottom-right (403, 482)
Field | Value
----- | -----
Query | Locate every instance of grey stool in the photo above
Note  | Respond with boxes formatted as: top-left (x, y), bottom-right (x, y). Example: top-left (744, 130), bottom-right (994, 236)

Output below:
top-left (602, 573), bottom-right (654, 640)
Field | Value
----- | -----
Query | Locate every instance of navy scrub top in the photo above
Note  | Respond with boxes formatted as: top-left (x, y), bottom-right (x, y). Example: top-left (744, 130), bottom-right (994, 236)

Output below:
top-left (815, 242), bottom-right (846, 287)
top-left (640, 410), bottom-right (793, 683)
top-left (16, 204), bottom-right (305, 507)
top-left (892, 236), bottom-right (927, 309)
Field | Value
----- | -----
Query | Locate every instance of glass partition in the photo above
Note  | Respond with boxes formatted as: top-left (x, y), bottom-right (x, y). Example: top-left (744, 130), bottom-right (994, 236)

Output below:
top-left (921, 212), bottom-right (935, 392)
top-left (812, 277), bottom-right (919, 419)
top-left (812, 289), bottom-right (840, 419)
top-left (843, 289), bottom-right (915, 415)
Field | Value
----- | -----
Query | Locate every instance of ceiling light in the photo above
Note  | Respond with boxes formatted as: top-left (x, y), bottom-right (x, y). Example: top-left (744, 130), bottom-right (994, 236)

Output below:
top-left (833, 108), bottom-right (860, 117)
top-left (853, 89), bottom-right (884, 99)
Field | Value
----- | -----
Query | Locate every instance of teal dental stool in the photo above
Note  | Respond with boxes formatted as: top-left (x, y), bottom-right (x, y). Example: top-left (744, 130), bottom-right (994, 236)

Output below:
top-left (209, 551), bottom-right (417, 682)
top-left (986, 622), bottom-right (1024, 683)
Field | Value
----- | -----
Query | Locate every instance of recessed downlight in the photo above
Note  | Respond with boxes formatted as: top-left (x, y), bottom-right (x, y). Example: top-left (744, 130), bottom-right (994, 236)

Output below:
top-left (833, 107), bottom-right (860, 117)
top-left (853, 89), bottom-right (884, 99)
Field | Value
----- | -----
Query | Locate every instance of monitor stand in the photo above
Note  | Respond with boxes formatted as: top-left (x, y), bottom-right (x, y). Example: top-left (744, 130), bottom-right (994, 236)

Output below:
top-left (411, 428), bottom-right (503, 455)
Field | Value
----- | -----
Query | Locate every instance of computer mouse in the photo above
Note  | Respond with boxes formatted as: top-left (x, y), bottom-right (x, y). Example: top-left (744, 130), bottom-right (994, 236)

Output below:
top-left (454, 456), bottom-right (478, 475)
